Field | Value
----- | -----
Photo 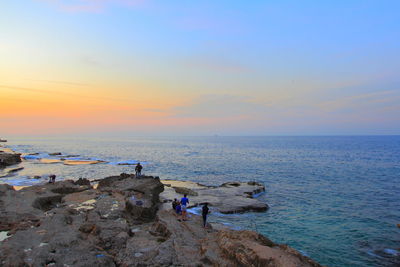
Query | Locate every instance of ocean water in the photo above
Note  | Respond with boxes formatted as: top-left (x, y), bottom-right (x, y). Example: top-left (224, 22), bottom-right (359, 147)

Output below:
top-left (1, 136), bottom-right (399, 266)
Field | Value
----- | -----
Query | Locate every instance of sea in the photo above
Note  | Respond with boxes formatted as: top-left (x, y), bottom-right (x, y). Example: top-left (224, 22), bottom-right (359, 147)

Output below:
top-left (1, 136), bottom-right (399, 267)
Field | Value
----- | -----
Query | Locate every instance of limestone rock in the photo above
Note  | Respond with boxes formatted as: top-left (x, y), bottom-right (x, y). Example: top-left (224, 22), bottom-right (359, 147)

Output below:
top-left (73, 178), bottom-right (91, 186)
top-left (49, 180), bottom-right (92, 194)
top-left (172, 186), bottom-right (198, 196)
top-left (0, 174), bottom-right (321, 267)
top-left (32, 194), bottom-right (63, 211)
top-left (160, 179), bottom-right (268, 214)
top-left (0, 152), bottom-right (21, 168)
top-left (215, 229), bottom-right (322, 267)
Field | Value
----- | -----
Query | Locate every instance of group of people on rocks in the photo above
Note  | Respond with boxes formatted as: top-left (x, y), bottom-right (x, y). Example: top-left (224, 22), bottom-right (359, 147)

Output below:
top-left (172, 194), bottom-right (210, 228)
top-left (44, 163), bottom-right (211, 228)
top-left (44, 162), bottom-right (143, 185)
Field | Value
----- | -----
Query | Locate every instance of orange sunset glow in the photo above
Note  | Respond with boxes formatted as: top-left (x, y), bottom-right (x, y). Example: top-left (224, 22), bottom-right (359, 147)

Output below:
top-left (1, 1), bottom-right (399, 136)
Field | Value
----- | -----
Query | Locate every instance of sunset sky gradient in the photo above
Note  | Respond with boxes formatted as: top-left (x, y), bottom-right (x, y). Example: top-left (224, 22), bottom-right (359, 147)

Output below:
top-left (1, 0), bottom-right (400, 135)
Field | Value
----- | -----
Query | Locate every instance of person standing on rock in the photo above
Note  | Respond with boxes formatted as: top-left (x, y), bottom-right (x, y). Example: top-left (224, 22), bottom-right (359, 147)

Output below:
top-left (202, 203), bottom-right (210, 228)
top-left (48, 174), bottom-right (56, 183)
top-left (135, 162), bottom-right (143, 177)
top-left (180, 194), bottom-right (189, 221)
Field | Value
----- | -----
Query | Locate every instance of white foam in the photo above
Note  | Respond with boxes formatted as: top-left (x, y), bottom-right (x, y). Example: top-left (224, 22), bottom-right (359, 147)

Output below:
top-left (366, 250), bottom-right (383, 259)
top-left (383, 248), bottom-right (399, 256)
top-left (298, 250), bottom-right (310, 257)
top-left (187, 206), bottom-right (202, 215)
top-left (0, 231), bottom-right (10, 242)
top-left (253, 191), bottom-right (265, 198)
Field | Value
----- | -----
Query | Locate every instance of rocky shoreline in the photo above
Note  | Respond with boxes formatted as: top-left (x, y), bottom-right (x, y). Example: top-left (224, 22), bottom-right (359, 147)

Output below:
top-left (160, 179), bottom-right (268, 214)
top-left (0, 172), bottom-right (323, 266)
top-left (0, 152), bottom-right (22, 168)
top-left (0, 142), bottom-right (324, 266)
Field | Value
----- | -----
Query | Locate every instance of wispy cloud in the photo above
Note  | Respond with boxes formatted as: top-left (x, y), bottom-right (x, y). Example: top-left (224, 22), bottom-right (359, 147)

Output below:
top-left (171, 94), bottom-right (266, 119)
top-left (183, 56), bottom-right (252, 73)
top-left (24, 79), bottom-right (90, 87)
top-left (318, 89), bottom-right (400, 112)
top-left (81, 55), bottom-right (102, 66)
top-left (0, 84), bottom-right (126, 102)
top-left (40, 0), bottom-right (146, 13)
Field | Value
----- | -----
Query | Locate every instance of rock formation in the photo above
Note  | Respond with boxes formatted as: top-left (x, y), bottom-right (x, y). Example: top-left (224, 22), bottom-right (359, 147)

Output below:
top-left (160, 179), bottom-right (268, 214)
top-left (0, 152), bottom-right (21, 168)
top-left (0, 174), bottom-right (322, 267)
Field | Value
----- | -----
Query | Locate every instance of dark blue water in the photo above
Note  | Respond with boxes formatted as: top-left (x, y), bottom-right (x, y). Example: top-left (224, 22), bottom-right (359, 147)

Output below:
top-left (1, 136), bottom-right (399, 266)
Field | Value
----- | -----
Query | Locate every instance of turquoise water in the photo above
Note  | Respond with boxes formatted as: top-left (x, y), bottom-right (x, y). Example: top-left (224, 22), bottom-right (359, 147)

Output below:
top-left (1, 136), bottom-right (399, 266)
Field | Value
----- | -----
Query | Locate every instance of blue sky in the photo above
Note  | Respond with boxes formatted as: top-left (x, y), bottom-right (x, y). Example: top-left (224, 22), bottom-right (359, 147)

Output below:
top-left (1, 0), bottom-right (399, 135)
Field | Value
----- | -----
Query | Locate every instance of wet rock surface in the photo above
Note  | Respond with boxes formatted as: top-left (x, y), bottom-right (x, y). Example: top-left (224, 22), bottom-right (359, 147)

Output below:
top-left (160, 179), bottom-right (269, 214)
top-left (0, 174), bottom-right (322, 267)
top-left (0, 152), bottom-right (21, 168)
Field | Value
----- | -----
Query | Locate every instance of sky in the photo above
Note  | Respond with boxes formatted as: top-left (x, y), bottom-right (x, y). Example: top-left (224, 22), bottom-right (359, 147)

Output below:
top-left (1, 0), bottom-right (400, 136)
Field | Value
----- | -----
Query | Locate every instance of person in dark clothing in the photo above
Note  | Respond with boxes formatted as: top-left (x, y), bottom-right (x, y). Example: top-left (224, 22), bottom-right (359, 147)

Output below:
top-left (175, 201), bottom-right (182, 215)
top-left (135, 162), bottom-right (143, 177)
top-left (202, 203), bottom-right (209, 228)
top-left (49, 174), bottom-right (56, 183)
top-left (172, 198), bottom-right (178, 210)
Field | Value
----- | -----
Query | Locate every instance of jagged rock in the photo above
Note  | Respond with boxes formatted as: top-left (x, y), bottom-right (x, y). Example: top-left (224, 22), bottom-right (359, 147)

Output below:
top-left (215, 229), bottom-right (322, 267)
top-left (126, 198), bottom-right (158, 222)
top-left (79, 223), bottom-right (100, 234)
top-left (0, 184), bottom-right (14, 195)
top-left (97, 173), bottom-right (132, 188)
top-left (49, 180), bottom-right (91, 194)
top-left (0, 174), bottom-right (322, 267)
top-left (8, 167), bottom-right (24, 173)
top-left (49, 152), bottom-right (62, 156)
top-left (149, 220), bottom-right (171, 239)
top-left (32, 194), bottom-right (63, 211)
top-left (172, 186), bottom-right (198, 196)
top-left (74, 178), bottom-right (91, 186)
top-left (160, 179), bottom-right (268, 214)
top-left (222, 181), bottom-right (242, 187)
top-left (0, 152), bottom-right (21, 168)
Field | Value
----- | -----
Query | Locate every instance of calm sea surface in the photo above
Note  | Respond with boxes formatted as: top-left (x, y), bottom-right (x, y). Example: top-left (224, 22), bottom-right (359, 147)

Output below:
top-left (1, 136), bottom-right (399, 266)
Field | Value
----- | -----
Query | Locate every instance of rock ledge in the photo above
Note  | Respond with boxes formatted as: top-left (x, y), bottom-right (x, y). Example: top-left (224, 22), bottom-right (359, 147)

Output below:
top-left (0, 174), bottom-right (322, 267)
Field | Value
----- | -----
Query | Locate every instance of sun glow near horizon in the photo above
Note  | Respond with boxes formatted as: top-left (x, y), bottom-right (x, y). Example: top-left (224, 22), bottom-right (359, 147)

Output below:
top-left (1, 0), bottom-right (400, 136)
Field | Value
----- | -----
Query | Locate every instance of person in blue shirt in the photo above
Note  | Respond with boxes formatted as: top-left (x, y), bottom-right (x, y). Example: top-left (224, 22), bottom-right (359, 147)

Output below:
top-left (180, 194), bottom-right (189, 221)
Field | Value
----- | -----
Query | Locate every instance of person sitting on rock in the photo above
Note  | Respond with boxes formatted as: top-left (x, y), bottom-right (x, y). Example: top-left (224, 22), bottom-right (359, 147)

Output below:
top-left (48, 174), bottom-right (56, 183)
top-left (172, 198), bottom-right (178, 210)
top-left (175, 201), bottom-right (182, 216)
top-left (135, 162), bottom-right (143, 177)
top-left (180, 194), bottom-right (189, 221)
